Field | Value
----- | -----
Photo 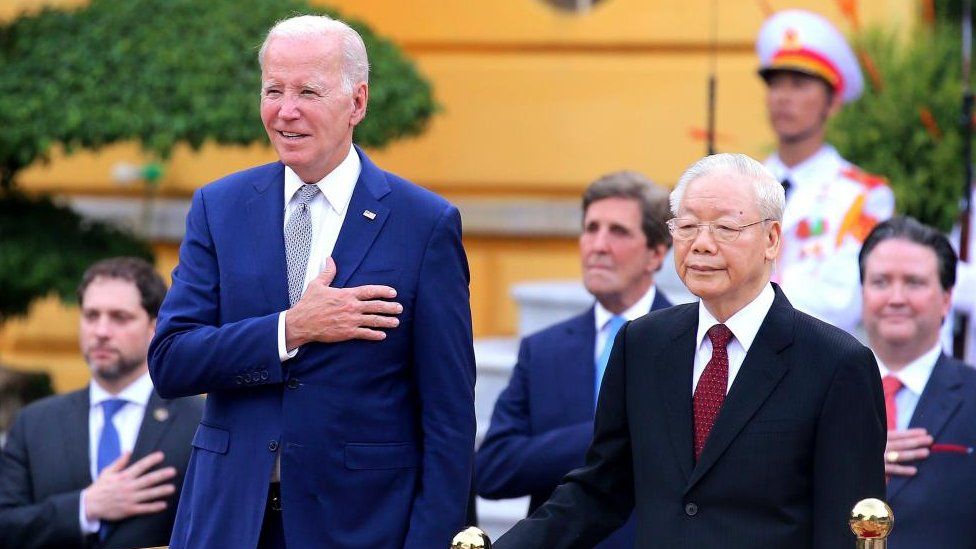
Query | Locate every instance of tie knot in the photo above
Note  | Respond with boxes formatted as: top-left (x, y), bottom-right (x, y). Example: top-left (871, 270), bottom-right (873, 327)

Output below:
top-left (606, 315), bottom-right (626, 333)
top-left (293, 183), bottom-right (320, 206)
top-left (881, 375), bottom-right (903, 398)
top-left (101, 398), bottom-right (126, 420)
top-left (707, 324), bottom-right (733, 349)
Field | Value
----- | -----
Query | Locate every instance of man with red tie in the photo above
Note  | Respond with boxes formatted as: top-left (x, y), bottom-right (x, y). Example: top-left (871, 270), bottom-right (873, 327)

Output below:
top-left (859, 216), bottom-right (976, 548)
top-left (493, 153), bottom-right (886, 548)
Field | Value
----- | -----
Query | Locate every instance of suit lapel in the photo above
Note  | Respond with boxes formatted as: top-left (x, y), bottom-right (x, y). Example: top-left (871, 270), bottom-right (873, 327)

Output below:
top-left (888, 354), bottom-right (964, 500)
top-left (660, 305), bottom-right (699, 481)
top-left (330, 147), bottom-right (391, 288)
top-left (650, 288), bottom-right (672, 312)
top-left (245, 162), bottom-right (288, 306)
top-left (686, 288), bottom-right (794, 492)
top-left (63, 389), bottom-right (93, 487)
top-left (131, 392), bottom-right (174, 461)
top-left (558, 310), bottom-right (598, 417)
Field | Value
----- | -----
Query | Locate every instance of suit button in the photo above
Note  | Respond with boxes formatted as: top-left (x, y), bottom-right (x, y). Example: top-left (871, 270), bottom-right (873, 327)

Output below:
top-left (235, 376), bottom-right (243, 385)
top-left (685, 503), bottom-right (698, 516)
top-left (268, 440), bottom-right (278, 452)
top-left (244, 374), bottom-right (253, 383)
top-left (287, 378), bottom-right (300, 389)
top-left (260, 371), bottom-right (269, 381)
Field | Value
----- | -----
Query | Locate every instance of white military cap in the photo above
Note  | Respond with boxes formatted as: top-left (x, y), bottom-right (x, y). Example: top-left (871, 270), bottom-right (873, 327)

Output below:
top-left (756, 9), bottom-right (864, 103)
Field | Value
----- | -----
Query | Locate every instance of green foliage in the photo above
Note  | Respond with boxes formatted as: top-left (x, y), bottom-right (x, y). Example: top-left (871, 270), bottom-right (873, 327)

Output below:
top-left (0, 192), bottom-right (153, 322)
top-left (0, 0), bottom-right (436, 323)
top-left (0, 0), bottom-right (437, 189)
top-left (828, 24), bottom-right (967, 231)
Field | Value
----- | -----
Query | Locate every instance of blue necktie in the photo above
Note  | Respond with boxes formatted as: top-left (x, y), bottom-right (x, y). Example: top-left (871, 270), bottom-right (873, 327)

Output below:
top-left (97, 399), bottom-right (126, 475)
top-left (97, 399), bottom-right (126, 541)
top-left (595, 315), bottom-right (626, 405)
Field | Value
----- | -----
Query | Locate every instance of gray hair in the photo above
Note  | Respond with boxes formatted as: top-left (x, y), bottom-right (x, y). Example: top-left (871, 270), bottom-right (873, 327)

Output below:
top-left (258, 15), bottom-right (370, 95)
top-left (670, 153), bottom-right (785, 222)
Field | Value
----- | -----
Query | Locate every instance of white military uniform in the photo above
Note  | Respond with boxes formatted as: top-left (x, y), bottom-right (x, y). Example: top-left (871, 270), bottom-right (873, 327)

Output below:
top-left (757, 10), bottom-right (895, 333)
top-left (766, 146), bottom-right (895, 333)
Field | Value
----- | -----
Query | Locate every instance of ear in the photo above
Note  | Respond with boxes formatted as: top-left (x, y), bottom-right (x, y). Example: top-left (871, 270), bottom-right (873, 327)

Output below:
top-left (350, 82), bottom-right (369, 127)
top-left (764, 221), bottom-right (782, 262)
top-left (645, 244), bottom-right (668, 273)
top-left (941, 289), bottom-right (953, 320)
top-left (826, 88), bottom-right (843, 118)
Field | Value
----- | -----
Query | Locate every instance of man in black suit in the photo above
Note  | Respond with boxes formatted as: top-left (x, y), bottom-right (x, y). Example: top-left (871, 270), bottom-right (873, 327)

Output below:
top-left (0, 257), bottom-right (203, 549)
top-left (858, 217), bottom-right (976, 548)
top-left (494, 153), bottom-right (886, 548)
top-left (476, 171), bottom-right (673, 548)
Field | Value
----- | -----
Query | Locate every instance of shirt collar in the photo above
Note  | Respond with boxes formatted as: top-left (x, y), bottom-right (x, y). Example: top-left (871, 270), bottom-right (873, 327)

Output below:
top-left (283, 144), bottom-right (361, 216)
top-left (876, 342), bottom-right (942, 396)
top-left (594, 284), bottom-right (657, 331)
top-left (765, 144), bottom-right (840, 189)
top-left (696, 283), bottom-right (775, 353)
top-left (89, 370), bottom-right (154, 408)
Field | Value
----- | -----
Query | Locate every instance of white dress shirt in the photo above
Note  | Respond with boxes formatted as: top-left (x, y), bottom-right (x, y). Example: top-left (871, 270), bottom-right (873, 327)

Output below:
top-left (876, 342), bottom-right (941, 431)
top-left (79, 371), bottom-right (154, 533)
top-left (692, 284), bottom-right (775, 394)
top-left (593, 285), bottom-right (658, 363)
top-left (276, 145), bottom-right (361, 361)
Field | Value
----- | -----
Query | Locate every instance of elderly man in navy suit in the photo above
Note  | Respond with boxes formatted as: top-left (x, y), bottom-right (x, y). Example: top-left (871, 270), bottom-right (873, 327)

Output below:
top-left (148, 14), bottom-right (475, 549)
top-left (493, 153), bottom-right (885, 548)
top-left (859, 216), bottom-right (976, 548)
top-left (477, 171), bottom-right (673, 548)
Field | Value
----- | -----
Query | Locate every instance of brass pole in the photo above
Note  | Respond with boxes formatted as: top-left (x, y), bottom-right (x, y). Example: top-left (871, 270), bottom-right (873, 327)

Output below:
top-left (451, 526), bottom-right (491, 549)
top-left (850, 498), bottom-right (894, 548)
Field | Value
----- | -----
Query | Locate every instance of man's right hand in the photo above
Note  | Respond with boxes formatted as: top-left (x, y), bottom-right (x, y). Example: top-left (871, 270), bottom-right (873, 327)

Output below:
top-left (885, 428), bottom-right (933, 477)
top-left (285, 257), bottom-right (402, 349)
top-left (84, 451), bottom-right (177, 522)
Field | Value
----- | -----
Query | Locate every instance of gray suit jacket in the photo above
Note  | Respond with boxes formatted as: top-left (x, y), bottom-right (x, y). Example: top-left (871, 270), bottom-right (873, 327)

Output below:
top-left (0, 387), bottom-right (203, 549)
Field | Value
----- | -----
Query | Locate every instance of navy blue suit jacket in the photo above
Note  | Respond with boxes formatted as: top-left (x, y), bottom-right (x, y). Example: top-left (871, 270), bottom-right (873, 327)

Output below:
top-left (148, 147), bottom-right (476, 548)
top-left (886, 354), bottom-right (976, 548)
top-left (476, 289), bottom-right (671, 549)
top-left (494, 286), bottom-right (886, 548)
top-left (0, 388), bottom-right (202, 549)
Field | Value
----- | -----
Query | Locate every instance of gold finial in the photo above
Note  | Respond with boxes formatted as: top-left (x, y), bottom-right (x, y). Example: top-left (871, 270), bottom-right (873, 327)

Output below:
top-left (451, 526), bottom-right (491, 549)
top-left (850, 498), bottom-right (894, 549)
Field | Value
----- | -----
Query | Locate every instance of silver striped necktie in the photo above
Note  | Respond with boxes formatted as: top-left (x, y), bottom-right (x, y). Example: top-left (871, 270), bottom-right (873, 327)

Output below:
top-left (285, 183), bottom-right (321, 305)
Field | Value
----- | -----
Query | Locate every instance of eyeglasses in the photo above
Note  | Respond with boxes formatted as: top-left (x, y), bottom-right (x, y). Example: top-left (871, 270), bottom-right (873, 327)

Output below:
top-left (666, 218), bottom-right (771, 243)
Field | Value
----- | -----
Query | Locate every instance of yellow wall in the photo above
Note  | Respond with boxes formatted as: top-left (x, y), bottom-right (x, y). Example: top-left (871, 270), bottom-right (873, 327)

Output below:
top-left (0, 0), bottom-right (914, 389)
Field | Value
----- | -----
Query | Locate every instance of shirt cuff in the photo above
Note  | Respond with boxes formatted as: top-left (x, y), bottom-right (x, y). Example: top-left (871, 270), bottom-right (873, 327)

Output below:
top-left (79, 489), bottom-right (100, 534)
top-left (278, 311), bottom-right (299, 362)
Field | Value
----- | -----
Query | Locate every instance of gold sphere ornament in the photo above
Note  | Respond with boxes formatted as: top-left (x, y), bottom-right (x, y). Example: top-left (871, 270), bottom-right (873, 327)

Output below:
top-left (850, 498), bottom-right (894, 543)
top-left (451, 526), bottom-right (491, 549)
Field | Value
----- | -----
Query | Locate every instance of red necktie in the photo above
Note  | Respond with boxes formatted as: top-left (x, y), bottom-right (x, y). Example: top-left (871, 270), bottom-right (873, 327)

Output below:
top-left (881, 375), bottom-right (903, 431)
top-left (694, 324), bottom-right (733, 460)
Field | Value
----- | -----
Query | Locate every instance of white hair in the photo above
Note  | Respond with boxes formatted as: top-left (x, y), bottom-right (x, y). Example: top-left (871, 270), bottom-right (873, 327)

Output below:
top-left (258, 15), bottom-right (370, 95)
top-left (669, 153), bottom-right (785, 222)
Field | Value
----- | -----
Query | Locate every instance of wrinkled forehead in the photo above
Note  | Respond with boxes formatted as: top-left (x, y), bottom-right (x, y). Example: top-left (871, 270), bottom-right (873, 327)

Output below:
top-left (261, 35), bottom-right (342, 78)
top-left (679, 171), bottom-right (760, 219)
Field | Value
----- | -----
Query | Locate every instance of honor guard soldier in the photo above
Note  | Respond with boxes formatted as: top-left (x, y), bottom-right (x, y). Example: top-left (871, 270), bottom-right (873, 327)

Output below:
top-left (758, 9), bottom-right (895, 333)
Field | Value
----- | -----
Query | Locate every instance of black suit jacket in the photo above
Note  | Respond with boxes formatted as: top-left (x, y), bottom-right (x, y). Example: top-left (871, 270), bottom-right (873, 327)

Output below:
top-left (886, 354), bottom-right (976, 548)
top-left (0, 387), bottom-right (203, 549)
top-left (495, 286), bottom-right (886, 548)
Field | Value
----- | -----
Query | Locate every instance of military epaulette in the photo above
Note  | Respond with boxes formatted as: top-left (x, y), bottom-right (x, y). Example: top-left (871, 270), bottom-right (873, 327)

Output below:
top-left (840, 166), bottom-right (888, 190)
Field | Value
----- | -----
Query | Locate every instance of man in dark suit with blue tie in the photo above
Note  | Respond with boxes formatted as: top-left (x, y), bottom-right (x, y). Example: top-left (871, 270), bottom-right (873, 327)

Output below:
top-left (493, 153), bottom-right (886, 548)
top-left (0, 257), bottom-right (203, 549)
top-left (147, 14), bottom-right (475, 549)
top-left (476, 171), bottom-right (673, 548)
top-left (859, 216), bottom-right (976, 548)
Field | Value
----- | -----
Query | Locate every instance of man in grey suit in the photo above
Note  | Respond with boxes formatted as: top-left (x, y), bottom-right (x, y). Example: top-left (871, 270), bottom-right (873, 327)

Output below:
top-left (0, 257), bottom-right (203, 549)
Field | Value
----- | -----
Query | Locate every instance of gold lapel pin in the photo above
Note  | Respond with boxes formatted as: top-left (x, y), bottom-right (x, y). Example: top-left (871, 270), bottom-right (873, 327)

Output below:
top-left (363, 210), bottom-right (376, 220)
top-left (153, 407), bottom-right (170, 422)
